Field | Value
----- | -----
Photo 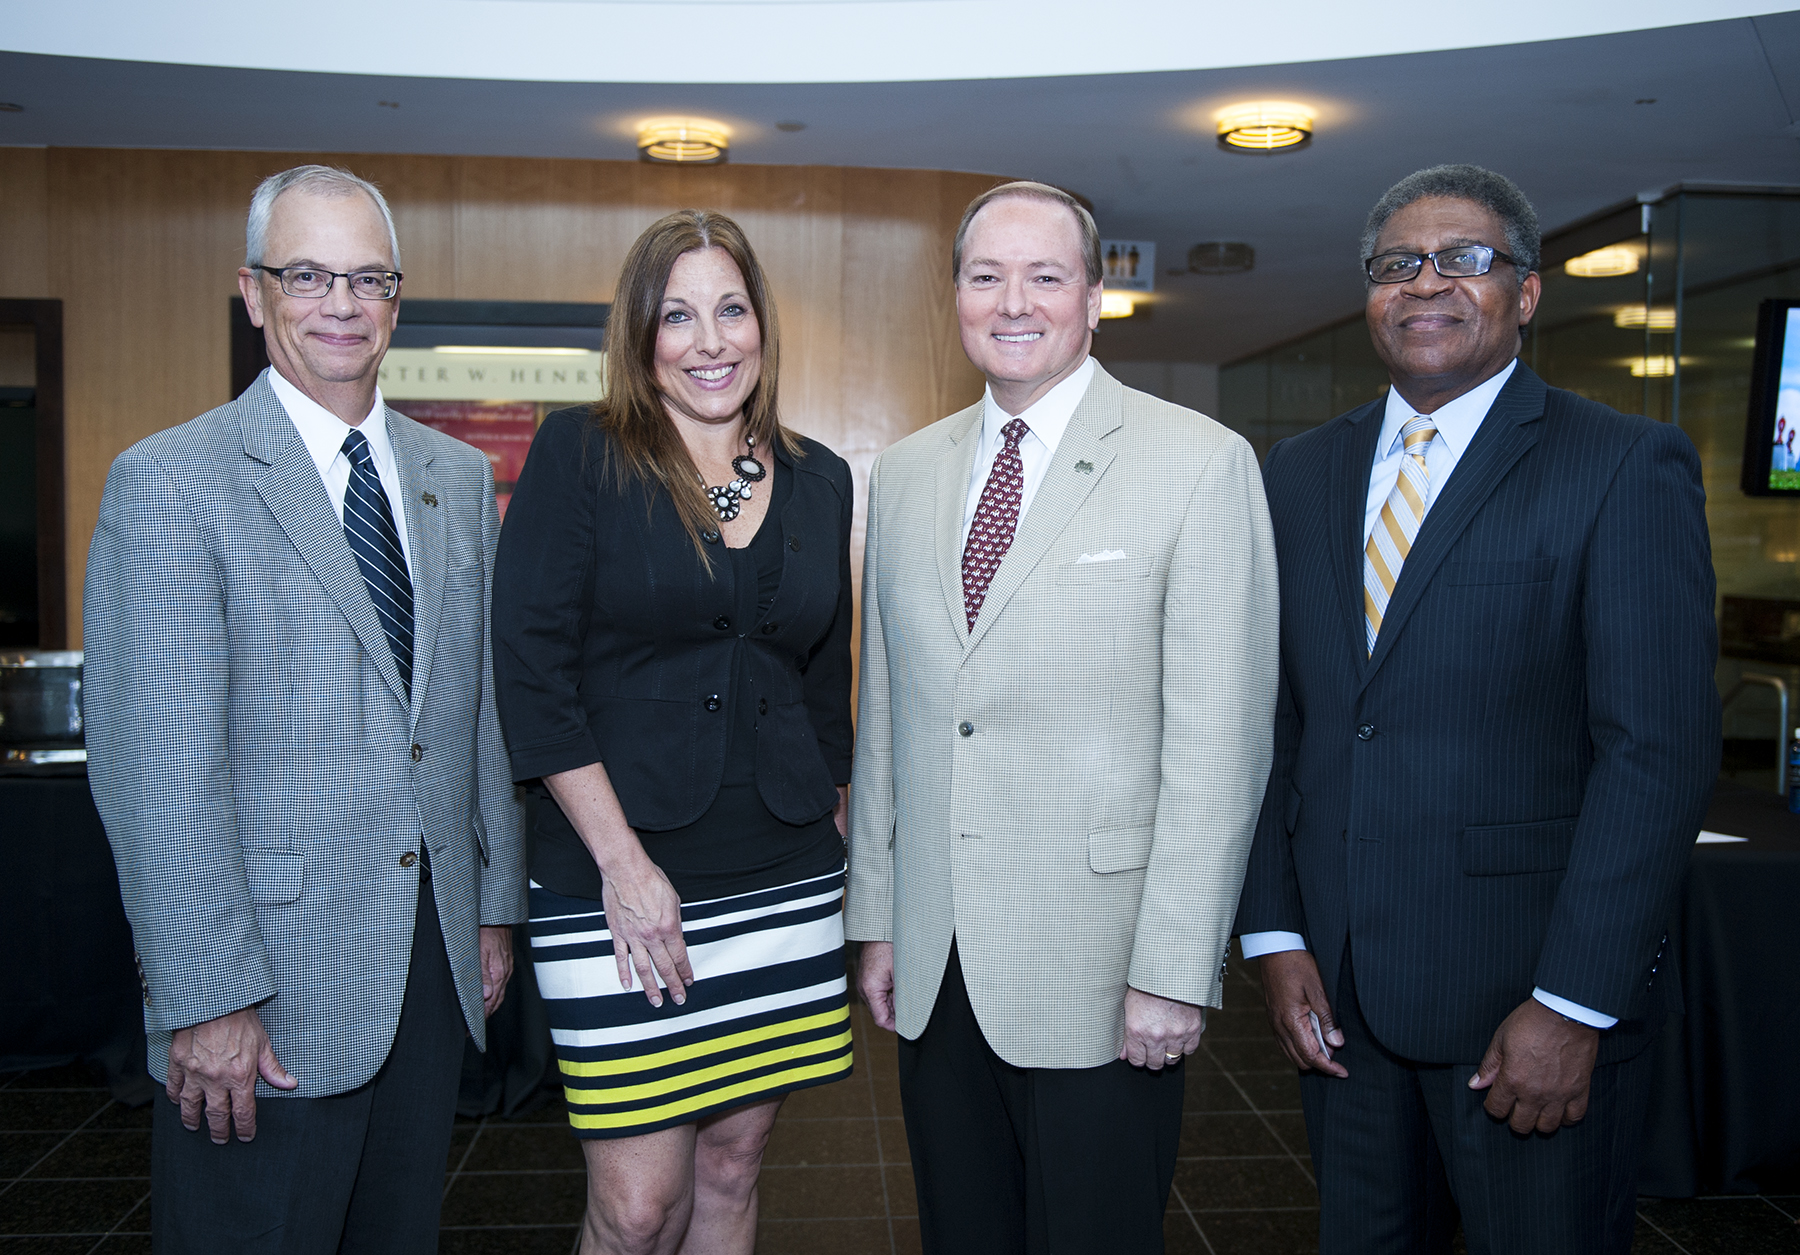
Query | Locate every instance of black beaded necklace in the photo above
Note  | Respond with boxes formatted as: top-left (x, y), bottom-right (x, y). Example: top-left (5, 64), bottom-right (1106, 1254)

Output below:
top-left (701, 433), bottom-right (768, 522)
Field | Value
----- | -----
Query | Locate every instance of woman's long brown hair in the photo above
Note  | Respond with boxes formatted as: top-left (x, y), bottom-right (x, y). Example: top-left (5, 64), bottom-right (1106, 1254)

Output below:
top-left (591, 209), bottom-right (802, 569)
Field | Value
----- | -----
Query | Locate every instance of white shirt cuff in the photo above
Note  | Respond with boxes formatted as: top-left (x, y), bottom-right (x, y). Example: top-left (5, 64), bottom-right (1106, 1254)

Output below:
top-left (1531, 988), bottom-right (1618, 1029)
top-left (1239, 931), bottom-right (1308, 960)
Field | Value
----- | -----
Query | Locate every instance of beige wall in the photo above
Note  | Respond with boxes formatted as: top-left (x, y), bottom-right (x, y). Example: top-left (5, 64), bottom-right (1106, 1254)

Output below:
top-left (0, 146), bottom-right (1003, 643)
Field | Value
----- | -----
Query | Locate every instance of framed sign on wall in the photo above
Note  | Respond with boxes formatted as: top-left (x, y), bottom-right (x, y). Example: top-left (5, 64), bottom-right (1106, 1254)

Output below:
top-left (231, 299), bottom-right (609, 518)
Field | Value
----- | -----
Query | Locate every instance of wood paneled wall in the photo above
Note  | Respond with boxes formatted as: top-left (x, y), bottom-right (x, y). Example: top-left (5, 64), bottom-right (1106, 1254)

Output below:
top-left (0, 146), bottom-right (1003, 643)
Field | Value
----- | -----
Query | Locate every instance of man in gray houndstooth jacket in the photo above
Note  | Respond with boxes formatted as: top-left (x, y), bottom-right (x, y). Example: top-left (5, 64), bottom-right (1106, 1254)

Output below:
top-left (848, 182), bottom-right (1279, 1253)
top-left (83, 165), bottom-right (525, 1251)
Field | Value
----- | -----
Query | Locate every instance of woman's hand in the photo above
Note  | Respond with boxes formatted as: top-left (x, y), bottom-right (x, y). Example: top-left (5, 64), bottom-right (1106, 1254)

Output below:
top-left (543, 762), bottom-right (696, 1008)
top-left (833, 785), bottom-right (849, 839)
top-left (600, 851), bottom-right (694, 1007)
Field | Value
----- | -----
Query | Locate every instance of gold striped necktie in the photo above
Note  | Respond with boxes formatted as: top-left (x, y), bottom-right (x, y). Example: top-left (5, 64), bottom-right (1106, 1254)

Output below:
top-left (1363, 416), bottom-right (1437, 655)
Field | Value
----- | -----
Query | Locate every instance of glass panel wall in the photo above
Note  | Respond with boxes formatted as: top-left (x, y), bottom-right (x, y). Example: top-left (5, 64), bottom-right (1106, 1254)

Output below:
top-left (1217, 187), bottom-right (1800, 787)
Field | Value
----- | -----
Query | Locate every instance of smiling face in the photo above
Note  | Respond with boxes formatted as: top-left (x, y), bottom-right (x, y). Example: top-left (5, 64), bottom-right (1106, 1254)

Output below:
top-left (1366, 196), bottom-right (1541, 413)
top-left (237, 188), bottom-right (398, 422)
top-left (956, 195), bottom-right (1102, 415)
top-left (652, 246), bottom-right (764, 430)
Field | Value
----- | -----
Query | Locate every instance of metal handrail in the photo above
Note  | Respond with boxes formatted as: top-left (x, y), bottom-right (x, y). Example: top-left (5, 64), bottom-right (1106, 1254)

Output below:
top-left (1722, 672), bottom-right (1789, 794)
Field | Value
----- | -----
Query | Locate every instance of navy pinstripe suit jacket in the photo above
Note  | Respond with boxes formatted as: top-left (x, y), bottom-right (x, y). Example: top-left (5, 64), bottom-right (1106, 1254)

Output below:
top-left (1236, 363), bottom-right (1719, 1064)
top-left (84, 373), bottom-right (527, 1097)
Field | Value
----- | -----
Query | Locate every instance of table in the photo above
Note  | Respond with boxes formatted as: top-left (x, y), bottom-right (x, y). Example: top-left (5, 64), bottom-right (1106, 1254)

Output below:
top-left (1639, 779), bottom-right (1800, 1195)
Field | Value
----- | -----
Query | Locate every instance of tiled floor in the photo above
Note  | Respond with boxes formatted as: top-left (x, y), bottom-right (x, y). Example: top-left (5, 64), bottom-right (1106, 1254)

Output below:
top-left (4, 957), bottom-right (1798, 1253)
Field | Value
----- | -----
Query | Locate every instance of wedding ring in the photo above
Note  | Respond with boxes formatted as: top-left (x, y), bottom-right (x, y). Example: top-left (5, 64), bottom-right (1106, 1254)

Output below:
top-left (1165, 1052), bottom-right (1182, 1061)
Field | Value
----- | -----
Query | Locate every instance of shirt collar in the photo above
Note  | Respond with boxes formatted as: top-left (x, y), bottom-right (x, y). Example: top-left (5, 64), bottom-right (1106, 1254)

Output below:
top-left (980, 356), bottom-right (1096, 457)
top-left (266, 366), bottom-right (390, 480)
top-left (1377, 358), bottom-right (1517, 461)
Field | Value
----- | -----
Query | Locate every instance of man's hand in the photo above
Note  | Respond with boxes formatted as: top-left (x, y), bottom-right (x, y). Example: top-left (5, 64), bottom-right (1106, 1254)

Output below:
top-left (1258, 950), bottom-right (1348, 1078)
top-left (1468, 997), bottom-right (1599, 1134)
top-left (1120, 987), bottom-right (1204, 1070)
top-left (858, 941), bottom-right (897, 1031)
top-left (166, 1006), bottom-right (297, 1144)
top-left (479, 925), bottom-right (514, 1017)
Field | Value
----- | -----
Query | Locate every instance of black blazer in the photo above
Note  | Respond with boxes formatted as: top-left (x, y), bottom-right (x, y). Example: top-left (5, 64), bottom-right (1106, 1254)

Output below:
top-left (492, 407), bottom-right (854, 831)
top-left (1235, 364), bottom-right (1719, 1065)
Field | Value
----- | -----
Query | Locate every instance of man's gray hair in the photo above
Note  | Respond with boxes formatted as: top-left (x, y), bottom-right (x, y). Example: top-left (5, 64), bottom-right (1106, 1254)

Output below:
top-left (1360, 164), bottom-right (1540, 283)
top-left (245, 165), bottom-right (401, 270)
top-left (953, 181), bottom-right (1103, 286)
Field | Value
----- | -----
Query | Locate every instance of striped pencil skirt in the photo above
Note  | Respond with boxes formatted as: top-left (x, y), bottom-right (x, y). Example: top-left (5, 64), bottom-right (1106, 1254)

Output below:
top-left (528, 865), bottom-right (855, 1138)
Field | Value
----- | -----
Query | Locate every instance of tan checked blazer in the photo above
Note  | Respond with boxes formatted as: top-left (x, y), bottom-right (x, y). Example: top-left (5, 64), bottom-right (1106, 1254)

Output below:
top-left (846, 364), bottom-right (1279, 1069)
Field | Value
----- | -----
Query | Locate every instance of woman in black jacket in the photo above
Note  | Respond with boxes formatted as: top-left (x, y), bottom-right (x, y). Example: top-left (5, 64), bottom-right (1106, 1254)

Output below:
top-left (492, 209), bottom-right (854, 1255)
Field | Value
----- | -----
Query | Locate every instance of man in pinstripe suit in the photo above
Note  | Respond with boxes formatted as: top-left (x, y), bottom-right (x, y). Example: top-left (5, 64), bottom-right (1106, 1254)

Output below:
top-left (1236, 165), bottom-right (1718, 1253)
top-left (84, 166), bottom-right (526, 1251)
top-left (848, 183), bottom-right (1278, 1252)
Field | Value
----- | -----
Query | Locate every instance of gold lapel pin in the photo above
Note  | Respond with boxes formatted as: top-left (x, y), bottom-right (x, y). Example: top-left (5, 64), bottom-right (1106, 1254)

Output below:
top-left (421, 492), bottom-right (438, 507)
top-left (1074, 460), bottom-right (1094, 474)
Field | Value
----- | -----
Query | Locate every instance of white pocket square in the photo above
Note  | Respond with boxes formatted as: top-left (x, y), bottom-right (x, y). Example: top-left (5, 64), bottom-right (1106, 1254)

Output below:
top-left (1076, 550), bottom-right (1127, 564)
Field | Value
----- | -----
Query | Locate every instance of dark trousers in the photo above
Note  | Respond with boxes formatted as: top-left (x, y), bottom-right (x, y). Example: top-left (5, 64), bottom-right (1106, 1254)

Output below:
top-left (152, 874), bottom-right (467, 1254)
top-left (1300, 948), bottom-right (1653, 1255)
top-left (896, 941), bottom-right (1185, 1255)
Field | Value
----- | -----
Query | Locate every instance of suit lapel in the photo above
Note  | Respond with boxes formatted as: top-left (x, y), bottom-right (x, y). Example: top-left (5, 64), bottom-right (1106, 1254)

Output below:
top-left (242, 375), bottom-right (410, 713)
top-left (934, 403), bottom-right (985, 645)
top-left (389, 412), bottom-right (442, 730)
top-left (1361, 365), bottom-right (1548, 687)
top-left (1331, 397), bottom-right (1386, 670)
top-left (965, 365), bottom-right (1121, 654)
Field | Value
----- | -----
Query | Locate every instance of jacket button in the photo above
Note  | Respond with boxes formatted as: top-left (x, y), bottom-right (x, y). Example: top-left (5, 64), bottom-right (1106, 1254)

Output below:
top-left (1356, 724), bottom-right (1375, 741)
top-left (702, 529), bottom-right (721, 545)
top-left (713, 615), bottom-right (731, 631)
top-left (758, 697), bottom-right (769, 715)
top-left (399, 851), bottom-right (417, 868)
top-left (705, 694), bottom-right (722, 712)
top-left (411, 743), bottom-right (423, 761)
top-left (761, 622), bottom-right (778, 635)
top-left (959, 721), bottom-right (974, 737)
top-left (788, 535), bottom-right (801, 552)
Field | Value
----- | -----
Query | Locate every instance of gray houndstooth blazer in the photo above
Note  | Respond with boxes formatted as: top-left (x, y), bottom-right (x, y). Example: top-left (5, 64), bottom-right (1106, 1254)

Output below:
top-left (846, 363), bottom-right (1279, 1069)
top-left (84, 371), bottom-right (527, 1099)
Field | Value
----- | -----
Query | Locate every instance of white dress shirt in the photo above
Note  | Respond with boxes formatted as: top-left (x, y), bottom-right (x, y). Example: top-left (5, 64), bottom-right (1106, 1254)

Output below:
top-left (1238, 358), bottom-right (1616, 1030)
top-left (267, 367), bottom-right (415, 579)
top-left (961, 356), bottom-right (1096, 544)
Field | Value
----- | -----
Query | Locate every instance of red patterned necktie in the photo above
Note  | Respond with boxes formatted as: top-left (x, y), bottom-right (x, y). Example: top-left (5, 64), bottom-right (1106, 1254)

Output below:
top-left (962, 417), bottom-right (1030, 630)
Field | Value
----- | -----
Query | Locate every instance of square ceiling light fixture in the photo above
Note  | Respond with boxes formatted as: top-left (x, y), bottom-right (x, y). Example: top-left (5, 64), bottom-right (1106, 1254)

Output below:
top-left (638, 118), bottom-right (730, 164)
top-left (1564, 245), bottom-right (1638, 277)
top-left (1216, 102), bottom-right (1313, 152)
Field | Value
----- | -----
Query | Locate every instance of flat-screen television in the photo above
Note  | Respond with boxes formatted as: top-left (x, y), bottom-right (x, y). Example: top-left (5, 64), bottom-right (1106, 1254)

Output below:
top-left (1741, 297), bottom-right (1800, 495)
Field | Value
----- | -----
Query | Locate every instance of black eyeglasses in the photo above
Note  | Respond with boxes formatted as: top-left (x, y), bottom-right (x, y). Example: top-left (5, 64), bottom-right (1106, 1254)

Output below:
top-left (1363, 245), bottom-right (1517, 284)
top-left (253, 265), bottom-right (402, 300)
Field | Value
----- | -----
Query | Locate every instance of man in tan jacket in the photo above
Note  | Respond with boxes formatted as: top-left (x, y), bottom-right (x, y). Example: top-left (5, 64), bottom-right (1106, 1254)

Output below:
top-left (847, 181), bottom-right (1279, 1252)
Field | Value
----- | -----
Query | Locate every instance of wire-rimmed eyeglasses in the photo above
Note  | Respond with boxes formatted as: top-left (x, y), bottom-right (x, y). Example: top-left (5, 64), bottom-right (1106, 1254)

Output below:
top-left (253, 265), bottom-right (402, 300)
top-left (1363, 246), bottom-right (1517, 285)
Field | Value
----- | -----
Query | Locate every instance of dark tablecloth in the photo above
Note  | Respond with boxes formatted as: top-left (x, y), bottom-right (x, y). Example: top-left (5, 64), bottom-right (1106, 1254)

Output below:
top-left (1639, 779), bottom-right (1800, 1195)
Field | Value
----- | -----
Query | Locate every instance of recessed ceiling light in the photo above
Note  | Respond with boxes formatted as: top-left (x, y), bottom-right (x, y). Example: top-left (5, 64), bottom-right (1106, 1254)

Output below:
top-left (1628, 355), bottom-right (1683, 377)
top-left (1216, 102), bottom-right (1312, 152)
top-left (775, 120), bottom-right (806, 133)
top-left (1565, 246), bottom-right (1639, 277)
top-left (1099, 292), bottom-right (1136, 319)
top-left (638, 118), bottom-right (730, 165)
top-left (1613, 306), bottom-right (1676, 331)
top-left (1188, 242), bottom-right (1255, 273)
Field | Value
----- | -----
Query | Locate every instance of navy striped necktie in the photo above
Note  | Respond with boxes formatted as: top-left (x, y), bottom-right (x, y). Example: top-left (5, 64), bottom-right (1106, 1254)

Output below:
top-left (340, 428), bottom-right (414, 698)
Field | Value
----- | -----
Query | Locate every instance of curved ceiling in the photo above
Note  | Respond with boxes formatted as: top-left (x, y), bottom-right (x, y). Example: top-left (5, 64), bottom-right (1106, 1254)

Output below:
top-left (5, 0), bottom-right (1787, 83)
